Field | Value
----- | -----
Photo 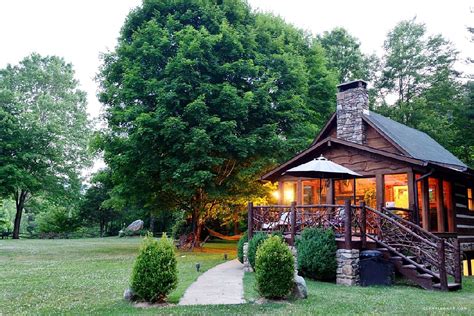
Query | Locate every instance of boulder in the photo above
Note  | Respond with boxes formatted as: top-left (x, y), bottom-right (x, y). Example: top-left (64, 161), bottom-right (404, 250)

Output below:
top-left (126, 220), bottom-right (144, 232)
top-left (123, 288), bottom-right (135, 301)
top-left (292, 275), bottom-right (308, 299)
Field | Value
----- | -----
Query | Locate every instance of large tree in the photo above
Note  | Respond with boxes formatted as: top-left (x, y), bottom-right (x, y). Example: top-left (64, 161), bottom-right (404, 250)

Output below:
top-left (0, 54), bottom-right (90, 238)
top-left (318, 27), bottom-right (378, 83)
top-left (374, 18), bottom-right (468, 164)
top-left (98, 0), bottom-right (336, 242)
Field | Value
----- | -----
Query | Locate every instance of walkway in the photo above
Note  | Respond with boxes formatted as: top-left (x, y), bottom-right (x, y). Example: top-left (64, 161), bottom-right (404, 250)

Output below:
top-left (179, 259), bottom-right (245, 305)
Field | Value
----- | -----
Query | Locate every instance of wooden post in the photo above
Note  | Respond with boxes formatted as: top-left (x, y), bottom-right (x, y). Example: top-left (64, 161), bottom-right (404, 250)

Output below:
top-left (436, 178), bottom-right (445, 233)
top-left (344, 199), bottom-right (352, 250)
top-left (438, 239), bottom-right (448, 291)
top-left (446, 181), bottom-right (455, 233)
top-left (278, 181), bottom-right (284, 205)
top-left (454, 239), bottom-right (462, 287)
top-left (326, 179), bottom-right (334, 204)
top-left (376, 173), bottom-right (384, 210)
top-left (297, 178), bottom-right (303, 205)
top-left (407, 171), bottom-right (416, 223)
top-left (290, 201), bottom-right (296, 246)
top-left (247, 202), bottom-right (253, 239)
top-left (360, 201), bottom-right (367, 249)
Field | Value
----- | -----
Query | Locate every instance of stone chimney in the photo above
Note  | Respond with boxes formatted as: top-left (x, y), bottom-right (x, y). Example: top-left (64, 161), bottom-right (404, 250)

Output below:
top-left (336, 80), bottom-right (369, 145)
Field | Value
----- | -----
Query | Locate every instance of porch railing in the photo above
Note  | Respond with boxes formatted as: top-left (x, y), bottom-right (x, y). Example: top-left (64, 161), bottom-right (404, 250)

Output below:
top-left (248, 201), bottom-right (462, 291)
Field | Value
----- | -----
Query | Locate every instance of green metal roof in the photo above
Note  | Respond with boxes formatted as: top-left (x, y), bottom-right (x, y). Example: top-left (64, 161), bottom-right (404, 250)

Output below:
top-left (364, 111), bottom-right (467, 168)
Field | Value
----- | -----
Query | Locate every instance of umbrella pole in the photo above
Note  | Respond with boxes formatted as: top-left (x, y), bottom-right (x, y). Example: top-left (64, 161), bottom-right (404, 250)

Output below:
top-left (319, 178), bottom-right (322, 204)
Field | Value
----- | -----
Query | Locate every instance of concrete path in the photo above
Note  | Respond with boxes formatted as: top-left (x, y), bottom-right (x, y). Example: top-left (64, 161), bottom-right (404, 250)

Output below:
top-left (179, 259), bottom-right (245, 305)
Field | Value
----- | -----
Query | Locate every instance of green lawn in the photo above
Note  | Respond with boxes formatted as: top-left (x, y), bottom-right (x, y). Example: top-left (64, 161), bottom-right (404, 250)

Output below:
top-left (1, 238), bottom-right (473, 315)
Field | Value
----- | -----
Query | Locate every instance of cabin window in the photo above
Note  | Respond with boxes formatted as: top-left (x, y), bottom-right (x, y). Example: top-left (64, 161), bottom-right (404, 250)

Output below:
top-left (384, 174), bottom-right (408, 209)
top-left (443, 181), bottom-right (454, 232)
top-left (334, 179), bottom-right (354, 205)
top-left (302, 180), bottom-right (326, 205)
top-left (283, 182), bottom-right (297, 204)
top-left (468, 188), bottom-right (474, 211)
top-left (428, 178), bottom-right (439, 232)
top-left (355, 178), bottom-right (376, 208)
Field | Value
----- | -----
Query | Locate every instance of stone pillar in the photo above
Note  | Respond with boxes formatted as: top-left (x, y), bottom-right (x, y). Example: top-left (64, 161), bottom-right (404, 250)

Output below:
top-left (336, 249), bottom-right (360, 286)
top-left (336, 80), bottom-right (368, 145)
top-left (243, 242), bottom-right (252, 272)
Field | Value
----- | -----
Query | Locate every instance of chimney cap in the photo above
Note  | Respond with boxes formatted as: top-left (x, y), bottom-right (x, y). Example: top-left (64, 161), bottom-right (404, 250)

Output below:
top-left (337, 80), bottom-right (367, 92)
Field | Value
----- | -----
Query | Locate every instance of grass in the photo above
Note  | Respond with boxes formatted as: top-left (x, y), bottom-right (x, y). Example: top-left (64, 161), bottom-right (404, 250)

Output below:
top-left (0, 237), bottom-right (235, 314)
top-left (242, 271), bottom-right (474, 315)
top-left (1, 237), bottom-right (473, 315)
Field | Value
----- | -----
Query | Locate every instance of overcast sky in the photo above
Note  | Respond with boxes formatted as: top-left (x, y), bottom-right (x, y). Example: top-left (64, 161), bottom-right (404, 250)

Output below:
top-left (1, 0), bottom-right (472, 121)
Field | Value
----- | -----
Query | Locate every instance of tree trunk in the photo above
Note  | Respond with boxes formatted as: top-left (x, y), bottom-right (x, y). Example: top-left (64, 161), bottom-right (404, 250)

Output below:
top-left (99, 219), bottom-right (104, 237)
top-left (13, 190), bottom-right (28, 239)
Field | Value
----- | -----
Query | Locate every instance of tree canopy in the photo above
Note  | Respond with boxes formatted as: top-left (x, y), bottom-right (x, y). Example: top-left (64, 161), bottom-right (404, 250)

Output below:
top-left (98, 0), bottom-right (336, 242)
top-left (0, 53), bottom-right (91, 238)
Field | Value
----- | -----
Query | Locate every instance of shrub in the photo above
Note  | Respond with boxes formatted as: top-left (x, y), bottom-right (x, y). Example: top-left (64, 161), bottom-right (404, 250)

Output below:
top-left (237, 231), bottom-right (248, 263)
top-left (247, 232), bottom-right (268, 269)
top-left (296, 227), bottom-right (337, 281)
top-left (255, 236), bottom-right (294, 299)
top-left (130, 233), bottom-right (178, 302)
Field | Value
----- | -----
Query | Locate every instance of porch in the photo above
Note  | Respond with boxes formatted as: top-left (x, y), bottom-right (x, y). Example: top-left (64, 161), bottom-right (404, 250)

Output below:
top-left (247, 201), bottom-right (463, 291)
top-left (274, 171), bottom-right (458, 234)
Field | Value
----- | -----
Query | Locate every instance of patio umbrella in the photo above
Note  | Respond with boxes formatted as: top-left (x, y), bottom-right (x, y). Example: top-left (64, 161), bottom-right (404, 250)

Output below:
top-left (284, 156), bottom-right (362, 179)
top-left (283, 155), bottom-right (362, 203)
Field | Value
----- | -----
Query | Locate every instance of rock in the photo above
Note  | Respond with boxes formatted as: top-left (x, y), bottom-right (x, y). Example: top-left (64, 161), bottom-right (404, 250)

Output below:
top-left (292, 275), bottom-right (308, 299)
top-left (123, 288), bottom-right (135, 301)
top-left (126, 220), bottom-right (144, 232)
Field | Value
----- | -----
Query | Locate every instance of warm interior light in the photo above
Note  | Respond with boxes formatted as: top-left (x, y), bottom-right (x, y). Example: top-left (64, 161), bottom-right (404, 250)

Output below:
top-left (272, 190), bottom-right (280, 200)
top-left (284, 188), bottom-right (294, 203)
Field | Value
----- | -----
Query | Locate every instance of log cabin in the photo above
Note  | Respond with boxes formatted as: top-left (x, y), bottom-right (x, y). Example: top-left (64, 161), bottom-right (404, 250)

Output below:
top-left (251, 80), bottom-right (474, 290)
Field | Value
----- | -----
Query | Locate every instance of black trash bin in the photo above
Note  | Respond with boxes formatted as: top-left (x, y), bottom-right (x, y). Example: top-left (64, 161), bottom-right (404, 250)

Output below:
top-left (359, 250), bottom-right (394, 286)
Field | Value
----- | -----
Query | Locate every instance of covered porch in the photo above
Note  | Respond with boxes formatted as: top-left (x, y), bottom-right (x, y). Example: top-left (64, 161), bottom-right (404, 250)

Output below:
top-left (273, 170), bottom-right (457, 235)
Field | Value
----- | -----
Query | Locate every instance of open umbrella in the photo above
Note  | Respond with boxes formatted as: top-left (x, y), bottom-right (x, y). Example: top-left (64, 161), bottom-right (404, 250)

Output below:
top-left (284, 156), bottom-right (362, 179)
top-left (283, 155), bottom-right (362, 203)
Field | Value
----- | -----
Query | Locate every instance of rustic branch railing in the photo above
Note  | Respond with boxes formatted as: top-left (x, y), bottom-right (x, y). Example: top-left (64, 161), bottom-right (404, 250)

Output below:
top-left (248, 201), bottom-right (462, 291)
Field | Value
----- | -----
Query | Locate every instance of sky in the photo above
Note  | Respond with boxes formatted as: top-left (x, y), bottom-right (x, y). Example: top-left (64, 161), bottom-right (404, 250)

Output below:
top-left (0, 0), bottom-right (472, 120)
top-left (0, 0), bottom-right (472, 175)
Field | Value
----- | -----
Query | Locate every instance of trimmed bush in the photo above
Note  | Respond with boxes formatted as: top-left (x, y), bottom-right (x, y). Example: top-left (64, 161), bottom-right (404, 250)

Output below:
top-left (247, 232), bottom-right (268, 269)
top-left (296, 227), bottom-right (337, 281)
top-left (237, 231), bottom-right (248, 263)
top-left (255, 236), bottom-right (294, 299)
top-left (130, 233), bottom-right (178, 302)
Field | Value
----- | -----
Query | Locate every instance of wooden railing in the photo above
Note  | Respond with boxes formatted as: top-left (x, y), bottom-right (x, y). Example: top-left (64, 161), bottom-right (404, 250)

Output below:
top-left (248, 201), bottom-right (462, 291)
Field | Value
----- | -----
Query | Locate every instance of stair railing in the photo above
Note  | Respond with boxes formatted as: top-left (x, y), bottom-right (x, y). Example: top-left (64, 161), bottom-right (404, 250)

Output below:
top-left (357, 204), bottom-right (462, 290)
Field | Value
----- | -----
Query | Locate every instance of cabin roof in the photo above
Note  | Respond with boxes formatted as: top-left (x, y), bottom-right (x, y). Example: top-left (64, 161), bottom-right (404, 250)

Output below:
top-left (364, 111), bottom-right (467, 168)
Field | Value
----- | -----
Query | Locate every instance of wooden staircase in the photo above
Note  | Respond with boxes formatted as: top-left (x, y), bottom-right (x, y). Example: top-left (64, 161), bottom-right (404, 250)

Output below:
top-left (376, 247), bottom-right (461, 291)
top-left (359, 205), bottom-right (463, 291)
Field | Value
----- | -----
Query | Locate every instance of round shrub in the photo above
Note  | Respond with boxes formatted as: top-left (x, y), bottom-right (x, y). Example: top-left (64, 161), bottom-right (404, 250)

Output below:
top-left (247, 232), bottom-right (268, 269)
top-left (237, 231), bottom-right (248, 263)
top-left (255, 236), bottom-right (294, 299)
top-left (131, 233), bottom-right (178, 302)
top-left (296, 227), bottom-right (337, 281)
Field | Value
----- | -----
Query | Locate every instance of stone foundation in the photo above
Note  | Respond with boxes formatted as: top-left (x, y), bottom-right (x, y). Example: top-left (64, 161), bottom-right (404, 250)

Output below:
top-left (243, 242), bottom-right (252, 272)
top-left (336, 249), bottom-right (360, 286)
